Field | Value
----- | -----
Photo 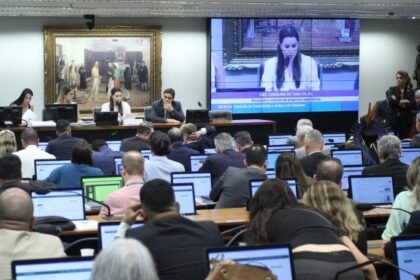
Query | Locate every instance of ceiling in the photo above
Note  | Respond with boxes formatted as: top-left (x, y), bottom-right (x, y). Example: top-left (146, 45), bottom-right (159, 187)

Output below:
top-left (0, 0), bottom-right (419, 19)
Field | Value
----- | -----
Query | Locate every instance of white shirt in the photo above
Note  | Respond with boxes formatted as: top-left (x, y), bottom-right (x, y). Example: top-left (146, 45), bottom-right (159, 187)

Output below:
top-left (261, 53), bottom-right (320, 91)
top-left (13, 145), bottom-right (55, 179)
top-left (101, 101), bottom-right (131, 119)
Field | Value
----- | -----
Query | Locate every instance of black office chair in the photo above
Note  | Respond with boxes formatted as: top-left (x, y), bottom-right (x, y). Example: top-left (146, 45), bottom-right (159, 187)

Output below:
top-left (65, 237), bottom-right (99, 256)
top-left (144, 106), bottom-right (152, 122)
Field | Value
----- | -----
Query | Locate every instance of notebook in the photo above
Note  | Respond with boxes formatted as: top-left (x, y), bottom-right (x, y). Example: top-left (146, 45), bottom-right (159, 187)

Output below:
top-left (265, 169), bottom-right (276, 179)
top-left (106, 140), bottom-right (121, 151)
top-left (171, 171), bottom-right (212, 199)
top-left (400, 148), bottom-right (420, 165)
top-left (268, 134), bottom-right (292, 146)
top-left (81, 175), bottom-right (123, 202)
top-left (189, 154), bottom-right (209, 172)
top-left (348, 175), bottom-right (394, 205)
top-left (342, 165), bottom-right (365, 191)
top-left (206, 244), bottom-right (295, 280)
top-left (392, 234), bottom-right (420, 280)
top-left (249, 178), bottom-right (297, 198)
top-left (34, 159), bottom-right (71, 180)
top-left (323, 133), bottom-right (346, 144)
top-left (173, 183), bottom-right (197, 215)
top-left (12, 256), bottom-right (95, 280)
top-left (331, 149), bottom-right (363, 166)
top-left (186, 109), bottom-right (210, 124)
top-left (267, 145), bottom-right (294, 152)
top-left (98, 221), bottom-right (144, 250)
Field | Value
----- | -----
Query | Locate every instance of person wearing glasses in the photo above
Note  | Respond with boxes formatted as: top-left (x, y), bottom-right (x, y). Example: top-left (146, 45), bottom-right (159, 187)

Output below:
top-left (149, 88), bottom-right (185, 123)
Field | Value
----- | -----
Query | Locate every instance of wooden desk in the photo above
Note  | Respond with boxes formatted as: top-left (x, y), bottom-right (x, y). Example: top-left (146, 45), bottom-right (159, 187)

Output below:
top-left (363, 208), bottom-right (391, 219)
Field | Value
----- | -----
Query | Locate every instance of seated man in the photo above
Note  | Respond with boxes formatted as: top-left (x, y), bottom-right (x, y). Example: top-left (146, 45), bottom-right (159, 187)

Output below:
top-left (0, 187), bottom-right (66, 279)
top-left (363, 135), bottom-right (408, 195)
top-left (287, 118), bottom-right (313, 147)
top-left (100, 151), bottom-right (145, 216)
top-left (120, 123), bottom-right (154, 152)
top-left (149, 88), bottom-right (185, 123)
top-left (180, 123), bottom-right (202, 153)
top-left (91, 139), bottom-right (124, 175)
top-left (299, 129), bottom-right (330, 177)
top-left (294, 125), bottom-right (331, 160)
top-left (234, 131), bottom-right (253, 154)
top-left (211, 144), bottom-right (267, 208)
top-left (0, 154), bottom-right (23, 188)
top-left (121, 179), bottom-right (224, 280)
top-left (45, 119), bottom-right (83, 160)
top-left (167, 127), bottom-right (200, 171)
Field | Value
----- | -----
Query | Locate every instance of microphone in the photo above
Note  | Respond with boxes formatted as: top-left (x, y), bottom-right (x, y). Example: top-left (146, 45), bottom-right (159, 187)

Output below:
top-left (64, 190), bottom-right (115, 220)
top-left (368, 256), bottom-right (420, 280)
top-left (197, 101), bottom-right (202, 107)
top-left (356, 203), bottom-right (412, 215)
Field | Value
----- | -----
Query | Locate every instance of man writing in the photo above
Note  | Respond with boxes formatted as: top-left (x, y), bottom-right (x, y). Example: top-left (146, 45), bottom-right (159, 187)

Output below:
top-left (149, 88), bottom-right (185, 123)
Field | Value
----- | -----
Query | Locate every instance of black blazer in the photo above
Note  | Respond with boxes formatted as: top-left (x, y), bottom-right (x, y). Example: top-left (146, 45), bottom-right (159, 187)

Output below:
top-left (150, 99), bottom-right (185, 122)
top-left (300, 152), bottom-right (330, 177)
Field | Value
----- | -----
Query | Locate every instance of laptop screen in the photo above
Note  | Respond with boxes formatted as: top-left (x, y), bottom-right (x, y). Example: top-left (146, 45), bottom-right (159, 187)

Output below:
top-left (401, 141), bottom-right (411, 148)
top-left (324, 133), bottom-right (346, 144)
top-left (267, 151), bottom-right (295, 169)
top-left (81, 176), bottom-right (123, 202)
top-left (400, 148), bottom-right (420, 165)
top-left (268, 135), bottom-right (292, 146)
top-left (393, 235), bottom-right (420, 280)
top-left (32, 189), bottom-right (85, 220)
top-left (249, 178), bottom-right (297, 198)
top-left (267, 145), bottom-right (294, 152)
top-left (206, 244), bottom-right (295, 280)
top-left (98, 222), bottom-right (144, 250)
top-left (348, 175), bottom-right (394, 205)
top-left (190, 154), bottom-right (209, 172)
top-left (284, 178), bottom-right (298, 198)
top-left (204, 148), bottom-right (216, 154)
top-left (140, 149), bottom-right (152, 158)
top-left (342, 165), bottom-right (364, 191)
top-left (331, 149), bottom-right (363, 166)
top-left (34, 159), bottom-right (71, 180)
top-left (38, 142), bottom-right (48, 151)
top-left (171, 172), bottom-right (212, 198)
top-left (113, 156), bottom-right (149, 175)
top-left (173, 183), bottom-right (196, 215)
top-left (12, 257), bottom-right (94, 280)
top-left (265, 169), bottom-right (276, 179)
top-left (106, 140), bottom-right (121, 151)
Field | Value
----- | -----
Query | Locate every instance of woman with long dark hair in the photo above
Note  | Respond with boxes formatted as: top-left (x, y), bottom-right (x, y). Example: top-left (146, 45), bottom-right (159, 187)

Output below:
top-left (261, 24), bottom-right (320, 91)
top-left (101, 87), bottom-right (131, 120)
top-left (10, 88), bottom-right (36, 122)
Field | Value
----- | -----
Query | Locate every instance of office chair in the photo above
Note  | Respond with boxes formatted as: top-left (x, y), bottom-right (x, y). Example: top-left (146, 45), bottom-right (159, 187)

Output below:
top-left (144, 106), bottom-right (152, 122)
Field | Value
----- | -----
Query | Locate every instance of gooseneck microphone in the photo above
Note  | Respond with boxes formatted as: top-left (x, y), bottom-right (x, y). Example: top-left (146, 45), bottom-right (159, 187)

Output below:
top-left (197, 102), bottom-right (202, 107)
top-left (356, 203), bottom-right (412, 215)
top-left (334, 259), bottom-right (375, 280)
top-left (65, 190), bottom-right (114, 220)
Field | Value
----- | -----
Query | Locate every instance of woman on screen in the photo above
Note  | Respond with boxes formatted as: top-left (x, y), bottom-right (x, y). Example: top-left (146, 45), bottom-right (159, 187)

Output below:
top-left (55, 86), bottom-right (76, 104)
top-left (101, 87), bottom-right (131, 120)
top-left (10, 88), bottom-right (36, 122)
top-left (260, 24), bottom-right (320, 92)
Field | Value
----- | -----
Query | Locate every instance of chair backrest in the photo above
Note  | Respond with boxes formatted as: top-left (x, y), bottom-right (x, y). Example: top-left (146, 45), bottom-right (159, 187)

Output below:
top-left (65, 237), bottom-right (99, 256)
top-left (144, 106), bottom-right (152, 121)
top-left (209, 110), bottom-right (232, 122)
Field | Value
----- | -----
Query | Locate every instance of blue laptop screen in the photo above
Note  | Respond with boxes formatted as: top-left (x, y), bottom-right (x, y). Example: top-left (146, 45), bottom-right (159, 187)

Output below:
top-left (394, 238), bottom-right (420, 280)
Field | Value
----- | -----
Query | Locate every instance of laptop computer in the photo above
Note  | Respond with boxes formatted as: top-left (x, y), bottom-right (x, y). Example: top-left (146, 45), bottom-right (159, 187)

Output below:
top-left (267, 145), bottom-right (295, 152)
top-left (204, 148), bottom-right (216, 154)
top-left (140, 149), bottom-right (152, 158)
top-left (401, 140), bottom-right (412, 148)
top-left (171, 171), bottom-right (212, 199)
top-left (173, 183), bottom-right (197, 215)
top-left (348, 175), bottom-right (395, 205)
top-left (106, 140), bottom-right (121, 151)
top-left (206, 244), bottom-right (295, 280)
top-left (265, 168), bottom-right (276, 179)
top-left (38, 142), bottom-right (48, 151)
top-left (324, 133), bottom-right (346, 145)
top-left (34, 159), bottom-right (71, 180)
top-left (189, 154), bottom-right (208, 172)
top-left (392, 234), bottom-right (420, 280)
top-left (249, 178), bottom-right (297, 198)
top-left (331, 149), bottom-right (363, 166)
top-left (342, 165), bottom-right (365, 191)
top-left (81, 175), bottom-right (123, 202)
top-left (113, 156), bottom-right (149, 175)
top-left (98, 221), bottom-right (144, 250)
top-left (186, 109), bottom-right (210, 124)
top-left (12, 256), bottom-right (95, 280)
top-left (400, 148), bottom-right (420, 165)
top-left (268, 134), bottom-right (292, 146)
top-left (267, 151), bottom-right (295, 169)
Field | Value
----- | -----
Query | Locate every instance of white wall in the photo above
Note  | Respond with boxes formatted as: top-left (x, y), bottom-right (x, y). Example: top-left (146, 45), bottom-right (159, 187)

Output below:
top-left (1, 17), bottom-right (420, 119)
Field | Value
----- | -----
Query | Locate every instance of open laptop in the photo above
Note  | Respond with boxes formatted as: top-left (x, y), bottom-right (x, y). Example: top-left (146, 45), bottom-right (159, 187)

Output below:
top-left (267, 145), bottom-right (294, 152)
top-left (392, 234), bottom-right (420, 280)
top-left (400, 148), bottom-right (420, 165)
top-left (204, 148), bottom-right (216, 154)
top-left (81, 175), bottom-right (123, 202)
top-left (186, 109), bottom-right (210, 124)
top-left (342, 165), bottom-right (365, 191)
top-left (98, 221), bottom-right (144, 250)
top-left (140, 149), bottom-right (152, 158)
top-left (113, 156), bottom-right (149, 175)
top-left (331, 149), bottom-right (363, 166)
top-left (348, 175), bottom-right (394, 205)
top-left (171, 171), bottom-right (212, 200)
top-left (267, 151), bottom-right (295, 169)
top-left (189, 154), bottom-right (208, 172)
top-left (265, 168), bottom-right (276, 179)
top-left (12, 256), bottom-right (95, 280)
top-left (34, 159), bottom-right (71, 180)
top-left (173, 183), bottom-right (197, 215)
top-left (106, 140), bottom-right (121, 151)
top-left (38, 142), bottom-right (48, 151)
top-left (249, 178), bottom-right (297, 198)
top-left (324, 133), bottom-right (346, 145)
top-left (401, 140), bottom-right (412, 148)
top-left (268, 134), bottom-right (292, 146)
top-left (206, 244), bottom-right (295, 280)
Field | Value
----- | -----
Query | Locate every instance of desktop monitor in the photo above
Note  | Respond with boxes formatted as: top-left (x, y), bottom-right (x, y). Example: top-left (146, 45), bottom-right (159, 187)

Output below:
top-left (43, 104), bottom-right (78, 123)
top-left (0, 106), bottom-right (22, 126)
top-left (94, 111), bottom-right (119, 126)
top-left (81, 175), bottom-right (123, 202)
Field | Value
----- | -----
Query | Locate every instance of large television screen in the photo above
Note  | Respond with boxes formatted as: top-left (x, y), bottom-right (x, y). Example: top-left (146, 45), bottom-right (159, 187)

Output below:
top-left (210, 19), bottom-right (360, 114)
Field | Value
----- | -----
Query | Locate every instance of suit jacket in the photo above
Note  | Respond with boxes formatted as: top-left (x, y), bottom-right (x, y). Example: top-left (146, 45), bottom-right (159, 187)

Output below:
top-left (120, 136), bottom-right (150, 152)
top-left (300, 152), bottom-right (330, 177)
top-left (199, 149), bottom-right (245, 185)
top-left (125, 215), bottom-right (224, 280)
top-left (211, 166), bottom-right (267, 208)
top-left (45, 133), bottom-right (83, 160)
top-left (149, 99), bottom-right (185, 123)
top-left (168, 142), bottom-right (200, 171)
top-left (386, 86), bottom-right (415, 138)
top-left (362, 159), bottom-right (409, 195)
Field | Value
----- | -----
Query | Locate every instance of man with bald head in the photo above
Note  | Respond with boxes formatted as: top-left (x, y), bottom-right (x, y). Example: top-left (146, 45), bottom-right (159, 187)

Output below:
top-left (0, 187), bottom-right (65, 279)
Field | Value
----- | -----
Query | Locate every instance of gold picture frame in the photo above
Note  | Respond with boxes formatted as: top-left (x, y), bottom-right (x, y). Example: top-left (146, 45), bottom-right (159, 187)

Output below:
top-left (44, 25), bottom-right (162, 114)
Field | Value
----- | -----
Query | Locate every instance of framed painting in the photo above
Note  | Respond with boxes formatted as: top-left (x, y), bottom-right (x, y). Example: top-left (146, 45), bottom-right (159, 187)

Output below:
top-left (44, 26), bottom-right (162, 114)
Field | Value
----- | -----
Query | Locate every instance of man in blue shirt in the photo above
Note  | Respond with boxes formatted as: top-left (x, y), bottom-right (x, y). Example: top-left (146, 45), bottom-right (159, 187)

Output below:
top-left (91, 139), bottom-right (124, 175)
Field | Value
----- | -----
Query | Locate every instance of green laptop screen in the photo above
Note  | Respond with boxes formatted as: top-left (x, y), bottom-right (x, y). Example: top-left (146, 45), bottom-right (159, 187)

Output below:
top-left (82, 176), bottom-right (123, 202)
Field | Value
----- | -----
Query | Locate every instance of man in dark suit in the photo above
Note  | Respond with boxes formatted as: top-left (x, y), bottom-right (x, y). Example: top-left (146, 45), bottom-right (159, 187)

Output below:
top-left (180, 123), bottom-right (203, 153)
top-left (167, 127), bottom-right (200, 171)
top-left (45, 120), bottom-right (83, 160)
top-left (199, 132), bottom-right (245, 185)
top-left (120, 123), bottom-right (153, 152)
top-left (363, 135), bottom-right (409, 195)
top-left (211, 144), bottom-right (267, 208)
top-left (299, 129), bottom-right (330, 177)
top-left (149, 88), bottom-right (185, 123)
top-left (234, 130), bottom-right (253, 154)
top-left (123, 179), bottom-right (224, 280)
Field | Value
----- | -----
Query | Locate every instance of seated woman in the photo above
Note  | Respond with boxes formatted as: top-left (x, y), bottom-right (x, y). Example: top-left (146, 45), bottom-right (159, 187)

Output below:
top-left (10, 88), bottom-right (36, 123)
top-left (0, 129), bottom-right (17, 155)
top-left (275, 152), bottom-right (311, 197)
top-left (246, 179), bottom-right (377, 280)
top-left (101, 87), bottom-right (131, 122)
top-left (55, 86), bottom-right (76, 104)
top-left (382, 156), bottom-right (420, 240)
top-left (44, 141), bottom-right (103, 188)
